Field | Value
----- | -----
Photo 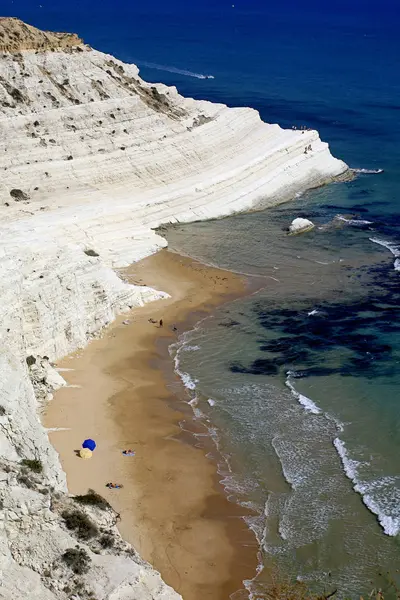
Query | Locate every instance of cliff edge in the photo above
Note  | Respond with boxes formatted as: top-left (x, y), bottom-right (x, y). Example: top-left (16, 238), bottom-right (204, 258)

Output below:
top-left (0, 18), bottom-right (348, 600)
top-left (0, 17), bottom-right (83, 52)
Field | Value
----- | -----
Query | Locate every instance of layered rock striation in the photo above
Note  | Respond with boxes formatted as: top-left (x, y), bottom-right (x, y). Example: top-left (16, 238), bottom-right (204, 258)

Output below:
top-left (0, 17), bottom-right (348, 599)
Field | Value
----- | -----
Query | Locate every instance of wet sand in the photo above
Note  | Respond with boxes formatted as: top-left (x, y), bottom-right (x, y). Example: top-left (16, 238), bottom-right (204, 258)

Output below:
top-left (44, 249), bottom-right (260, 600)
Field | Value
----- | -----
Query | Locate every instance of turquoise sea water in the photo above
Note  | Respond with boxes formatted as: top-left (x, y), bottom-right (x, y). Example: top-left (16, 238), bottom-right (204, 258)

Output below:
top-left (165, 191), bottom-right (400, 596)
top-left (4, 0), bottom-right (400, 595)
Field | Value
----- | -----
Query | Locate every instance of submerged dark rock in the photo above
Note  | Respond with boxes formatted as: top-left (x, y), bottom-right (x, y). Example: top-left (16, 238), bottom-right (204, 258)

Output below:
top-left (231, 359), bottom-right (279, 375)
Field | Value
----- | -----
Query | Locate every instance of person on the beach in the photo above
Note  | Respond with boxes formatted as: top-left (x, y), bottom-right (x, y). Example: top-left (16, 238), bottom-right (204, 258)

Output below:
top-left (106, 482), bottom-right (123, 489)
top-left (159, 319), bottom-right (163, 327)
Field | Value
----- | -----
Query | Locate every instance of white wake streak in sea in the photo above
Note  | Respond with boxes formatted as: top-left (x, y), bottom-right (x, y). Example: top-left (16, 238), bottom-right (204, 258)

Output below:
top-left (138, 60), bottom-right (214, 79)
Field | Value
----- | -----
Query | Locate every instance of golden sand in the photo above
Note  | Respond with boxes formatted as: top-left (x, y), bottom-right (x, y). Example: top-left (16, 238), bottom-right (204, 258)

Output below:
top-left (44, 249), bottom-right (260, 600)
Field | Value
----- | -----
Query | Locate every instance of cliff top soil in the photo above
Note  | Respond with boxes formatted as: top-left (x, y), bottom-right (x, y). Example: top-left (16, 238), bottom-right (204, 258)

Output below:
top-left (0, 17), bottom-right (82, 52)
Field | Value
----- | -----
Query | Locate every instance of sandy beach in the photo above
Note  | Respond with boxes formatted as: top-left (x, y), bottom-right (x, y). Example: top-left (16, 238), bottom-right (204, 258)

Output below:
top-left (44, 249), bottom-right (260, 600)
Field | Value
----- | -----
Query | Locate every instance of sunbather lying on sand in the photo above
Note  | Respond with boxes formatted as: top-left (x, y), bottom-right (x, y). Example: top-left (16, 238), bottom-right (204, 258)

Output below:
top-left (106, 482), bottom-right (123, 489)
top-left (122, 449), bottom-right (135, 456)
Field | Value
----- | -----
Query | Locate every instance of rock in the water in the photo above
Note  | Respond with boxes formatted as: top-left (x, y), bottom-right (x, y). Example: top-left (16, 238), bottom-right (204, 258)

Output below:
top-left (289, 217), bottom-right (315, 234)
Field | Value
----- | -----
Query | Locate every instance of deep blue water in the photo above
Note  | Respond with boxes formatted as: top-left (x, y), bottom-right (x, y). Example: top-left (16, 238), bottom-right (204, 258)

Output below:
top-left (4, 0), bottom-right (400, 596)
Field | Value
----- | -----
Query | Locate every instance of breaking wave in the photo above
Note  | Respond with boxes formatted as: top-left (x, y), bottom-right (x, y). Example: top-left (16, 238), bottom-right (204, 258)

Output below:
top-left (334, 438), bottom-right (400, 536)
top-left (285, 372), bottom-right (322, 414)
top-left (336, 215), bottom-right (373, 226)
top-left (370, 237), bottom-right (400, 271)
top-left (285, 377), bottom-right (400, 538)
top-left (170, 335), bottom-right (199, 391)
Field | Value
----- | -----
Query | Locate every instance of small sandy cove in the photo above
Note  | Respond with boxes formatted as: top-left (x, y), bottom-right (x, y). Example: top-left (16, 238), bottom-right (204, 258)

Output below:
top-left (44, 249), bottom-right (259, 600)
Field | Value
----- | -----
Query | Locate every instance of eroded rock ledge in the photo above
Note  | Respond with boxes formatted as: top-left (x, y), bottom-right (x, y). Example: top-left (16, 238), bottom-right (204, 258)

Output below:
top-left (0, 17), bottom-right (348, 600)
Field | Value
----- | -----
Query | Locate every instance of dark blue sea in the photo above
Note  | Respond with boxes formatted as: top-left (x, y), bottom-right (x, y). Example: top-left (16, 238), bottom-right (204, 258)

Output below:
top-left (4, 0), bottom-right (400, 596)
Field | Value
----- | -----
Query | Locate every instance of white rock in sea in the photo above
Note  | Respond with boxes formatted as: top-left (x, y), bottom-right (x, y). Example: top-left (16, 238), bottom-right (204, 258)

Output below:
top-left (0, 17), bottom-right (348, 600)
top-left (289, 217), bottom-right (315, 234)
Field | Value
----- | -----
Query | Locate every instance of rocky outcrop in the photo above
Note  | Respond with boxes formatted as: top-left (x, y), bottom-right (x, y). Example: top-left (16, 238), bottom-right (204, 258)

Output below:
top-left (0, 17), bottom-right (82, 52)
top-left (289, 217), bottom-right (315, 234)
top-left (0, 458), bottom-right (180, 599)
top-left (0, 18), bottom-right (348, 599)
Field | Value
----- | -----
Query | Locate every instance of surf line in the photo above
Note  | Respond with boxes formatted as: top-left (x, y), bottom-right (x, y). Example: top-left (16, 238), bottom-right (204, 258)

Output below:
top-left (137, 60), bottom-right (214, 79)
top-left (351, 168), bottom-right (384, 174)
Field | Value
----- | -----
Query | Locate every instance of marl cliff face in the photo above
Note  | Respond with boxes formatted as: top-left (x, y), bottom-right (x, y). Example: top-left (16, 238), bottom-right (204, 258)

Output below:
top-left (0, 17), bottom-right (347, 600)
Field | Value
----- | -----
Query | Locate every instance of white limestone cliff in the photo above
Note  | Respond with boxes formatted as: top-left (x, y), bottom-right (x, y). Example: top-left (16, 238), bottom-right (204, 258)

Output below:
top-left (0, 17), bottom-right (348, 600)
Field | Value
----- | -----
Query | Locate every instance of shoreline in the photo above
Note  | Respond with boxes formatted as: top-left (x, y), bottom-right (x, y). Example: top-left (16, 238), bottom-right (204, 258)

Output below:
top-left (44, 249), bottom-right (262, 600)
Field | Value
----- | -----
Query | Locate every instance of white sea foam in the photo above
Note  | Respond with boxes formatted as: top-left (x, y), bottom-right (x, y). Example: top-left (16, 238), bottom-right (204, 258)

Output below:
top-left (138, 60), bottom-right (214, 79)
top-left (307, 309), bottom-right (319, 316)
top-left (333, 438), bottom-right (360, 480)
top-left (352, 168), bottom-right (384, 174)
top-left (278, 521), bottom-right (289, 540)
top-left (177, 369), bottom-right (198, 390)
top-left (370, 237), bottom-right (400, 271)
top-left (334, 437), bottom-right (400, 536)
top-left (271, 438), bottom-right (303, 489)
top-left (207, 398), bottom-right (216, 407)
top-left (193, 407), bottom-right (204, 419)
top-left (171, 330), bottom-right (202, 393)
top-left (181, 345), bottom-right (201, 352)
top-left (361, 488), bottom-right (400, 537)
top-left (285, 374), bottom-right (322, 415)
top-left (336, 215), bottom-right (373, 226)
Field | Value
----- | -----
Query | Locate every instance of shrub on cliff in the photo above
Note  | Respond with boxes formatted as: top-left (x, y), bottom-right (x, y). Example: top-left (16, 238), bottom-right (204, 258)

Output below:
top-left (62, 548), bottom-right (91, 575)
top-left (26, 355), bottom-right (36, 367)
top-left (10, 188), bottom-right (29, 201)
top-left (21, 458), bottom-right (43, 473)
top-left (10, 87), bottom-right (24, 103)
top-left (99, 534), bottom-right (114, 548)
top-left (61, 509), bottom-right (99, 540)
top-left (17, 472), bottom-right (36, 489)
top-left (73, 489), bottom-right (111, 511)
